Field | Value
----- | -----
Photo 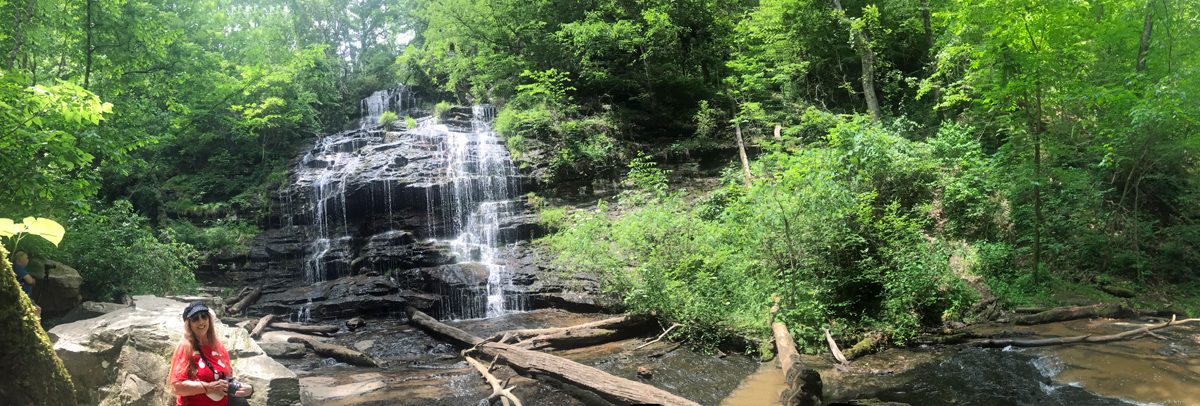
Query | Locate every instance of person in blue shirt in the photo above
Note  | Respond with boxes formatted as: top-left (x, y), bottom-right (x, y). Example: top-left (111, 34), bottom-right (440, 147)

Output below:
top-left (12, 251), bottom-right (41, 318)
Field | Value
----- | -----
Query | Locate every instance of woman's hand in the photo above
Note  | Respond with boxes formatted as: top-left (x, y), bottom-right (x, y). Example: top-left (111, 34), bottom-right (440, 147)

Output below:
top-left (206, 379), bottom-right (229, 395)
top-left (233, 383), bottom-right (254, 397)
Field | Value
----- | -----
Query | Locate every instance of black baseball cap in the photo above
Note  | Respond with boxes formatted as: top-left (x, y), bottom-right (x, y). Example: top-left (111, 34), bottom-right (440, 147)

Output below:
top-left (183, 301), bottom-right (211, 320)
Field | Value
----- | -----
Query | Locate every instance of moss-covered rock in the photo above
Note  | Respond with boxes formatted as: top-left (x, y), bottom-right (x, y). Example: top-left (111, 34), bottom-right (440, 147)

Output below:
top-left (0, 246), bottom-right (78, 405)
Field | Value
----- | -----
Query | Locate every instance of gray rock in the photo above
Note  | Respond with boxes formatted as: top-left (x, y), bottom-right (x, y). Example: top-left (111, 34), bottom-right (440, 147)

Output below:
top-left (346, 317), bottom-right (366, 331)
top-left (259, 342), bottom-right (308, 359)
top-left (29, 259), bottom-right (83, 317)
top-left (59, 301), bottom-right (132, 323)
top-left (49, 295), bottom-right (300, 406)
top-left (257, 274), bottom-right (439, 321)
top-left (353, 340), bottom-right (375, 352)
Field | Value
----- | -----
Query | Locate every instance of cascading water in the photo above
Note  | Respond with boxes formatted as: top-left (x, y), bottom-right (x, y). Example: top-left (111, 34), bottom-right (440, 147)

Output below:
top-left (287, 87), bottom-right (526, 319)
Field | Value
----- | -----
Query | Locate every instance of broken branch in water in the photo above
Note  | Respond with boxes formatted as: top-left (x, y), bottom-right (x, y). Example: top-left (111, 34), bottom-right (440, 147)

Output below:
top-left (822, 327), bottom-right (849, 365)
top-left (464, 349), bottom-right (523, 406)
top-left (635, 323), bottom-right (683, 350)
top-left (972, 315), bottom-right (1200, 348)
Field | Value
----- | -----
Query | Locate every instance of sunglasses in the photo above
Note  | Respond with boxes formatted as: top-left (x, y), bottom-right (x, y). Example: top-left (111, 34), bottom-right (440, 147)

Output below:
top-left (188, 312), bottom-right (210, 322)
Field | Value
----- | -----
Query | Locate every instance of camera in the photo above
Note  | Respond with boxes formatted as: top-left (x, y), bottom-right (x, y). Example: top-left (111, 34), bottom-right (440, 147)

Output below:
top-left (45, 263), bottom-right (57, 270)
top-left (221, 376), bottom-right (241, 395)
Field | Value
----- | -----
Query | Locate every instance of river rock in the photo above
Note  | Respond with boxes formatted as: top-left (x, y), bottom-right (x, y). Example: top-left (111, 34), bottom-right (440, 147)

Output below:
top-left (29, 259), bottom-right (83, 318)
top-left (346, 317), bottom-right (366, 331)
top-left (260, 342), bottom-right (308, 359)
top-left (59, 301), bottom-right (132, 323)
top-left (256, 274), bottom-right (440, 321)
top-left (48, 295), bottom-right (300, 406)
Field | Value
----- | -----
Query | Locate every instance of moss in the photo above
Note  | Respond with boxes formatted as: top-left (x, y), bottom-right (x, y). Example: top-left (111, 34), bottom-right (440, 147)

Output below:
top-left (0, 246), bottom-right (78, 405)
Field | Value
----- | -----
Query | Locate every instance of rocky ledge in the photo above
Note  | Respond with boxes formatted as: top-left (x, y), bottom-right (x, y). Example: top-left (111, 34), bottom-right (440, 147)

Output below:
top-left (256, 274), bottom-right (440, 321)
top-left (48, 295), bottom-right (300, 406)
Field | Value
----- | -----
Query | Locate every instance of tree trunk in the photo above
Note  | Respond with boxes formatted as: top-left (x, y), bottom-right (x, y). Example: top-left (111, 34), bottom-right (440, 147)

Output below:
top-left (1136, 12), bottom-right (1154, 72)
top-left (773, 321), bottom-right (822, 406)
top-left (735, 122), bottom-right (753, 188)
top-left (406, 307), bottom-right (701, 406)
top-left (250, 314), bottom-right (276, 338)
top-left (269, 322), bottom-right (338, 335)
top-left (287, 336), bottom-right (379, 367)
top-left (84, 0), bottom-right (93, 90)
top-left (7, 0), bottom-right (35, 72)
top-left (226, 286), bottom-right (262, 314)
top-left (486, 315), bottom-right (651, 350)
top-left (224, 286), bottom-right (252, 305)
top-left (831, 0), bottom-right (882, 121)
top-left (1012, 303), bottom-right (1136, 325)
top-left (0, 247), bottom-right (78, 405)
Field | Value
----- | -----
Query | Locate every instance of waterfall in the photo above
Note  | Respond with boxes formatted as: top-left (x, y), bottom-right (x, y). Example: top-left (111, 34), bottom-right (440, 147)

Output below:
top-left (286, 87), bottom-right (526, 319)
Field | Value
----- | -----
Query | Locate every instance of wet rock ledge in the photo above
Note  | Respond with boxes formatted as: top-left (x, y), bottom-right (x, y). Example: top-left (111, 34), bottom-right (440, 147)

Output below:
top-left (48, 295), bottom-right (301, 406)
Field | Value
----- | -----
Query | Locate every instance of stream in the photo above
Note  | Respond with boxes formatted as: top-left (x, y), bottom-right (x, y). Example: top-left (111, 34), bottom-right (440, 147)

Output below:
top-left (273, 310), bottom-right (1199, 406)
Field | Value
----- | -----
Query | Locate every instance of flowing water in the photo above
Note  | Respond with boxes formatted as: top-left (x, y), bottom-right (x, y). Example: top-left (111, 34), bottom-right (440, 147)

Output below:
top-left (289, 89), bottom-right (525, 319)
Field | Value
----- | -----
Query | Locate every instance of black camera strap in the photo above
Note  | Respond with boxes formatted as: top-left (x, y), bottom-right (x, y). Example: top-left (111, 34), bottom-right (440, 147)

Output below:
top-left (196, 348), bottom-right (225, 380)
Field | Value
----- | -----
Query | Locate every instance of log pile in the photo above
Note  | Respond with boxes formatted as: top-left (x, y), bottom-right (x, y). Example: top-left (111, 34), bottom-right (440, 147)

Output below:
top-left (485, 314), bottom-right (651, 350)
top-left (1012, 303), bottom-right (1134, 325)
top-left (406, 306), bottom-right (702, 406)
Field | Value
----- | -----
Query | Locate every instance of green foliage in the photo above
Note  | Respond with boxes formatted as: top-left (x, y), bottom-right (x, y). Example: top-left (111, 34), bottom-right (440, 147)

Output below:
top-left (57, 201), bottom-right (198, 300)
top-left (167, 218), bottom-right (260, 256)
top-left (378, 111), bottom-right (399, 130)
top-left (405, 115), bottom-right (418, 130)
top-left (0, 246), bottom-right (78, 406)
top-left (434, 101), bottom-right (452, 119)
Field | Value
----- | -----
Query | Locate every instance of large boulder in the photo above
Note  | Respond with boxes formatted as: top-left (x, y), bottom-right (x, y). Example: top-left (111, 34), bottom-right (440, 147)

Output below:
top-left (59, 301), bottom-right (132, 323)
top-left (48, 295), bottom-right (300, 406)
top-left (29, 259), bottom-right (83, 318)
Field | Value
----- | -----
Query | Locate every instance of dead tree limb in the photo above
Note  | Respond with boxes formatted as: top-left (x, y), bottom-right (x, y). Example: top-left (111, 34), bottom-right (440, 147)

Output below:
top-left (821, 327), bottom-right (849, 365)
top-left (635, 323), bottom-right (683, 350)
top-left (269, 322), bottom-right (338, 335)
top-left (287, 336), bottom-right (379, 367)
top-left (406, 307), bottom-right (701, 406)
top-left (973, 315), bottom-right (1200, 348)
top-left (226, 286), bottom-right (262, 315)
top-left (224, 286), bottom-right (252, 305)
top-left (485, 314), bottom-right (650, 350)
top-left (250, 314), bottom-right (276, 339)
top-left (1012, 303), bottom-right (1135, 325)
top-left (774, 321), bottom-right (822, 406)
top-left (464, 350), bottom-right (523, 406)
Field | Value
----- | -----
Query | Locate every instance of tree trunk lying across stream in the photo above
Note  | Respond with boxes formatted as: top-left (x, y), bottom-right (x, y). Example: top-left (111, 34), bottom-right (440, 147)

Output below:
top-left (1012, 303), bottom-right (1135, 325)
top-left (485, 314), bottom-right (651, 350)
top-left (405, 306), bottom-right (702, 406)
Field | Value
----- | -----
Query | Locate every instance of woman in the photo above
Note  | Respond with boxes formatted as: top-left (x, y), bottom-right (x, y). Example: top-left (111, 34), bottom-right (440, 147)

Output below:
top-left (169, 301), bottom-right (253, 405)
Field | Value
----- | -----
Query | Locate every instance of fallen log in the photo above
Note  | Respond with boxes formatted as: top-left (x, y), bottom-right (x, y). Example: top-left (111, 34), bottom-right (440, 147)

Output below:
top-left (269, 322), bottom-right (338, 335)
top-left (634, 323), bottom-right (683, 350)
top-left (406, 306), bottom-right (701, 406)
top-left (973, 315), bottom-right (1200, 348)
top-left (485, 314), bottom-right (651, 350)
top-left (774, 321), bottom-right (822, 406)
top-left (821, 327), bottom-right (849, 365)
top-left (224, 286), bottom-right (252, 305)
top-left (1013, 303), bottom-right (1135, 325)
top-left (464, 350), bottom-right (523, 406)
top-left (842, 332), bottom-right (885, 360)
top-left (226, 286), bottom-right (262, 315)
top-left (287, 336), bottom-right (380, 367)
top-left (1014, 307), bottom-right (1049, 314)
top-left (250, 314), bottom-right (276, 338)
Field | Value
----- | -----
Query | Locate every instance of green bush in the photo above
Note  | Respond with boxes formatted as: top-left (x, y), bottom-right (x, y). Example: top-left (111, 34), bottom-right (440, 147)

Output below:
top-left (58, 201), bottom-right (199, 301)
top-left (405, 115), bottom-right (417, 129)
top-left (434, 101), bottom-right (452, 118)
top-left (379, 111), bottom-right (399, 130)
top-left (168, 218), bottom-right (260, 255)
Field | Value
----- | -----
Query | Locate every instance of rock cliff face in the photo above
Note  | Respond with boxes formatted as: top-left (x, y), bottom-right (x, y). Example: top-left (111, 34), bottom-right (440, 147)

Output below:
top-left (49, 295), bottom-right (300, 406)
top-left (227, 106), bottom-right (606, 320)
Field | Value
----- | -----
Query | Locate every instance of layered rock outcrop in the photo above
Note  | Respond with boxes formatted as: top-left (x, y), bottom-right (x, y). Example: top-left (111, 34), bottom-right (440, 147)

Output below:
top-left (28, 259), bottom-right (83, 318)
top-left (49, 295), bottom-right (300, 406)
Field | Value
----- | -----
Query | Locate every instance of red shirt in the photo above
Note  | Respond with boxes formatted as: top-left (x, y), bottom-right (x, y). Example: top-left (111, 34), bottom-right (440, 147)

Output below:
top-left (170, 343), bottom-right (231, 406)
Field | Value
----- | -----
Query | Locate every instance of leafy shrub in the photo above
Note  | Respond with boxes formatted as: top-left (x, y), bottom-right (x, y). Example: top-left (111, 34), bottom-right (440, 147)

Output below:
top-left (58, 201), bottom-right (199, 300)
top-left (168, 218), bottom-right (260, 255)
top-left (434, 101), bottom-right (452, 118)
top-left (379, 111), bottom-right (399, 130)
top-left (405, 115), bottom-right (417, 129)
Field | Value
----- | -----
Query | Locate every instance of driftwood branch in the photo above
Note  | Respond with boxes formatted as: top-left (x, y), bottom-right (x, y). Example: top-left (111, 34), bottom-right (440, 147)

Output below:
top-left (269, 322), bottom-right (338, 335)
top-left (224, 287), bottom-right (252, 305)
top-left (973, 315), bottom-right (1200, 348)
top-left (635, 323), bottom-right (683, 350)
top-left (226, 286), bottom-right (262, 314)
top-left (287, 336), bottom-right (380, 367)
top-left (821, 327), bottom-right (849, 365)
top-left (406, 307), bottom-right (700, 406)
top-left (484, 314), bottom-right (650, 350)
top-left (250, 314), bottom-right (276, 339)
top-left (464, 350), bottom-right (523, 406)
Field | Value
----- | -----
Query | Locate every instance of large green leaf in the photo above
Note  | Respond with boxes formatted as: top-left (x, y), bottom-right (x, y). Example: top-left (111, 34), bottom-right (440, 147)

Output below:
top-left (0, 217), bottom-right (66, 247)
